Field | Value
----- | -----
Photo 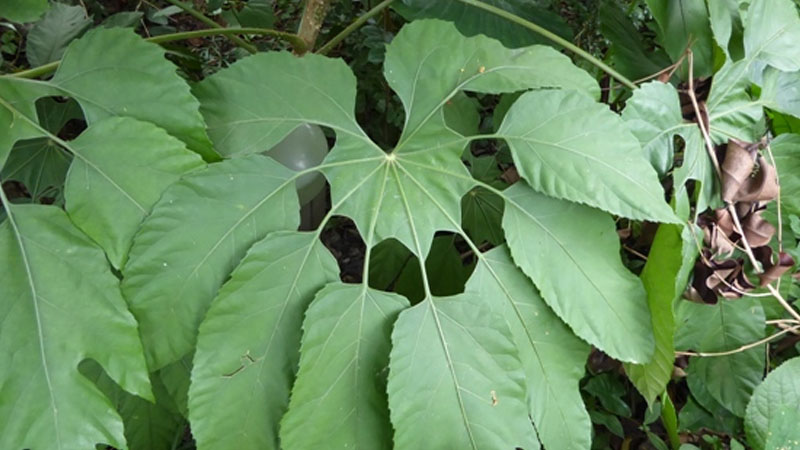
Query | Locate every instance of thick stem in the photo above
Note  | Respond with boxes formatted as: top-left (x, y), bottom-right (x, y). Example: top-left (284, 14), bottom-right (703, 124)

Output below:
top-left (298, 0), bottom-right (335, 53)
top-left (455, 0), bottom-right (638, 90)
top-left (317, 0), bottom-right (395, 55)
top-left (8, 28), bottom-right (307, 79)
top-left (164, 0), bottom-right (258, 54)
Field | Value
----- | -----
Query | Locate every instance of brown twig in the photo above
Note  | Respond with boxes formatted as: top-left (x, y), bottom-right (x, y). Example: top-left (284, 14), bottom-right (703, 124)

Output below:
top-left (676, 325), bottom-right (800, 357)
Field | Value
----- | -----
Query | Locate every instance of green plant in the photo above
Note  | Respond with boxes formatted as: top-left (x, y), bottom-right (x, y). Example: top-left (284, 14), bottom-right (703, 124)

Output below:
top-left (2, 0), bottom-right (800, 449)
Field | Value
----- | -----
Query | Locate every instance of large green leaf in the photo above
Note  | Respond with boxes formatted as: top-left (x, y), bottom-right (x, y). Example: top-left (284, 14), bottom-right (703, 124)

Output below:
top-left (189, 232), bottom-right (338, 450)
top-left (645, 0), bottom-right (715, 78)
top-left (744, 0), bottom-right (800, 73)
top-left (675, 299), bottom-right (766, 416)
top-left (503, 181), bottom-right (655, 363)
top-left (499, 89), bottom-right (678, 223)
top-left (0, 0), bottom-right (49, 23)
top-left (761, 67), bottom-right (800, 119)
top-left (0, 204), bottom-right (151, 450)
top-left (745, 357), bottom-right (800, 450)
top-left (625, 223), bottom-right (696, 405)
top-left (187, 19), bottom-right (676, 448)
top-left (467, 246), bottom-right (591, 450)
top-left (65, 117), bottom-right (205, 268)
top-left (770, 133), bottom-right (800, 217)
top-left (393, 0), bottom-right (573, 49)
top-left (317, 20), bottom-right (602, 258)
top-left (122, 155), bottom-right (299, 370)
top-left (280, 283), bottom-right (408, 449)
top-left (622, 81), bottom-right (695, 176)
top-left (387, 293), bottom-right (538, 449)
top-left (25, 2), bottom-right (91, 67)
top-left (706, 60), bottom-right (765, 143)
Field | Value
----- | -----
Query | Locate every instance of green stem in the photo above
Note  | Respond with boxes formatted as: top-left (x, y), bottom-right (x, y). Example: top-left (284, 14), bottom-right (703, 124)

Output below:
top-left (164, 0), bottom-right (258, 54)
top-left (8, 28), bottom-right (307, 79)
top-left (454, 0), bottom-right (638, 90)
top-left (317, 0), bottom-right (395, 55)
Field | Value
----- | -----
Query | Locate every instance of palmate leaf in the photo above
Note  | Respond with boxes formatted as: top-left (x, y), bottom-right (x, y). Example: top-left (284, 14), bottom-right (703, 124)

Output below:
top-left (0, 204), bottom-right (151, 450)
top-left (184, 19), bottom-right (672, 449)
top-left (745, 357), bottom-right (800, 450)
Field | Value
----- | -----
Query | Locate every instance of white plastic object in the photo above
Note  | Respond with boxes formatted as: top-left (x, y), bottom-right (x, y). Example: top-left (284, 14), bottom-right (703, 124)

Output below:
top-left (263, 123), bottom-right (328, 205)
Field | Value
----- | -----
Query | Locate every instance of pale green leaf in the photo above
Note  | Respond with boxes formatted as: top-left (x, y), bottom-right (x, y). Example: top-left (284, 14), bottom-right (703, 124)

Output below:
top-left (675, 298), bottom-right (766, 416)
top-left (499, 89), bottom-right (678, 223)
top-left (764, 406), bottom-right (800, 450)
top-left (280, 283), bottom-right (408, 449)
top-left (122, 155), bottom-right (299, 369)
top-left (393, 0), bottom-right (573, 49)
top-left (622, 81), bottom-right (694, 175)
top-left (65, 117), bottom-right (205, 268)
top-left (761, 67), bottom-right (800, 119)
top-left (189, 232), bottom-right (338, 450)
top-left (744, 0), bottom-right (800, 73)
top-left (51, 27), bottom-right (217, 160)
top-left (770, 134), bottom-right (800, 217)
top-left (706, 60), bottom-right (765, 143)
top-left (0, 0), bottom-right (49, 23)
top-left (502, 181), bottom-right (655, 363)
top-left (387, 294), bottom-right (538, 450)
top-left (0, 204), bottom-right (151, 450)
top-left (466, 246), bottom-right (591, 450)
top-left (25, 2), bottom-right (91, 67)
top-left (626, 223), bottom-right (697, 405)
top-left (745, 357), bottom-right (800, 450)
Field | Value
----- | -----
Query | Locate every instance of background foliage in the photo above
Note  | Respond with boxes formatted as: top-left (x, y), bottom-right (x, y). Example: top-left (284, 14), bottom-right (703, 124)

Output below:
top-left (2, 1), bottom-right (800, 449)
